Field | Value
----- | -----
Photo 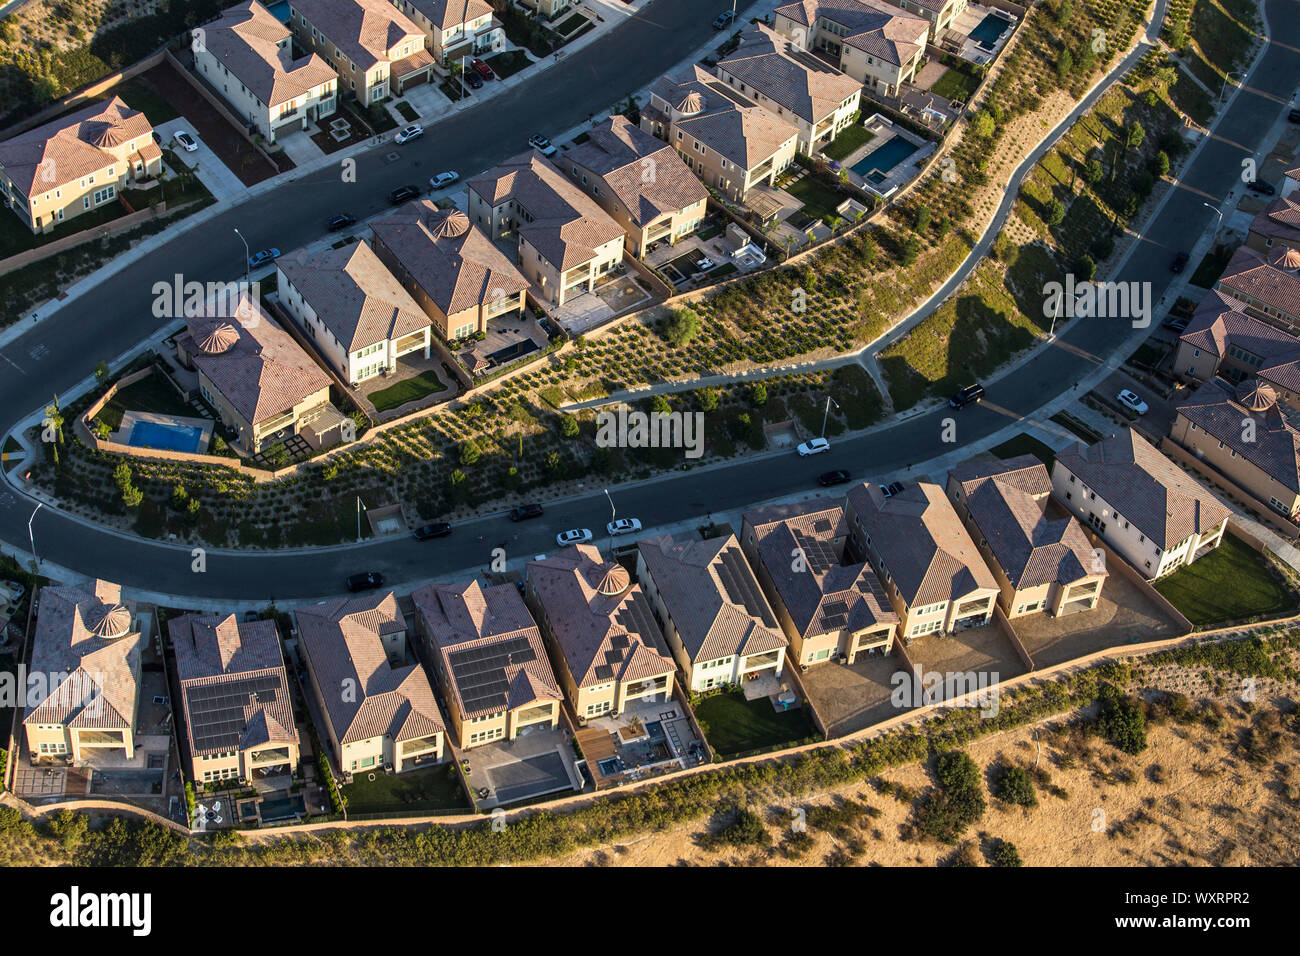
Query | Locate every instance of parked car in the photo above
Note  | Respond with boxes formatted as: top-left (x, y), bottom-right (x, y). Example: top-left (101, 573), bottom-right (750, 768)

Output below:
top-left (173, 130), bottom-right (198, 152)
top-left (1117, 389), bottom-right (1149, 415)
top-left (948, 383), bottom-right (985, 409)
top-left (817, 469), bottom-right (851, 487)
top-left (395, 124), bottom-right (424, 144)
top-left (413, 522), bottom-right (453, 540)
top-left (509, 503), bottom-right (545, 522)
top-left (1162, 315), bottom-right (1190, 333)
top-left (388, 184), bottom-right (421, 205)
top-left (1247, 181), bottom-right (1277, 196)
top-left (429, 171), bottom-right (459, 190)
top-left (326, 213), bottom-right (356, 232)
top-left (797, 437), bottom-right (830, 457)
top-left (248, 248), bottom-right (280, 268)
top-left (607, 517), bottom-right (642, 537)
top-left (713, 10), bottom-right (735, 29)
top-left (1170, 251), bottom-right (1190, 273)
top-left (345, 571), bottom-right (385, 593)
top-left (556, 528), bottom-right (594, 547)
top-left (464, 71), bottom-right (483, 89)
top-left (471, 57), bottom-right (495, 80)
top-left (528, 134), bottom-right (557, 156)
top-left (1289, 109), bottom-right (1300, 124)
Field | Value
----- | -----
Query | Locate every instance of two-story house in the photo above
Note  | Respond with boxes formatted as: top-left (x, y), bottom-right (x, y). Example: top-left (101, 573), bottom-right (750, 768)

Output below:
top-left (1216, 245), bottom-right (1300, 336)
top-left (1247, 193), bottom-right (1300, 255)
top-left (1174, 288), bottom-right (1300, 388)
top-left (194, 1), bottom-right (338, 144)
top-left (635, 533), bottom-right (789, 692)
top-left (394, 0), bottom-right (504, 66)
top-left (1051, 429), bottom-right (1231, 579)
top-left (290, 0), bottom-right (431, 104)
top-left (773, 0), bottom-right (929, 95)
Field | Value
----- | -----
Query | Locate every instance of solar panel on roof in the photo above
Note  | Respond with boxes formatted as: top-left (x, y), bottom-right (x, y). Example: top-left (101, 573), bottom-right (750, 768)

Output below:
top-left (187, 673), bottom-right (283, 752)
top-left (822, 614), bottom-right (847, 630)
top-left (610, 635), bottom-right (629, 649)
top-left (594, 664), bottom-right (614, 680)
top-left (449, 636), bottom-right (541, 713)
top-left (605, 648), bottom-right (624, 665)
top-left (824, 600), bottom-right (849, 617)
top-left (717, 548), bottom-right (778, 628)
top-left (813, 519), bottom-right (833, 533)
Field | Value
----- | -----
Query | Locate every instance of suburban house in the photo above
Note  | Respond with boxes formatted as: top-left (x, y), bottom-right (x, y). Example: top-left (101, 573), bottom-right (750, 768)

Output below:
top-left (715, 23), bottom-right (863, 155)
top-left (1051, 429), bottom-right (1232, 579)
top-left (947, 457), bottom-right (1108, 619)
top-left (23, 580), bottom-right (141, 765)
top-left (562, 115), bottom-right (709, 258)
top-left (170, 612), bottom-right (300, 785)
top-left (193, 1), bottom-right (338, 144)
top-left (635, 533), bottom-right (789, 692)
top-left (276, 239), bottom-right (431, 386)
top-left (526, 544), bottom-right (678, 721)
top-left (1246, 193), bottom-right (1300, 254)
top-left (740, 501), bottom-right (899, 666)
top-left (0, 96), bottom-right (162, 233)
top-left (467, 152), bottom-right (626, 309)
top-left (640, 65), bottom-right (800, 203)
top-left (772, 0), bottom-right (929, 95)
top-left (516, 0), bottom-right (569, 17)
top-left (1174, 288), bottom-right (1300, 389)
top-left (289, 0), bottom-right (432, 104)
top-left (1216, 245), bottom-right (1300, 335)
top-left (175, 301), bottom-right (345, 454)
top-left (892, 0), bottom-right (967, 39)
top-left (413, 579), bottom-right (563, 749)
top-left (845, 482), bottom-right (1000, 641)
top-left (296, 592), bottom-right (446, 776)
top-left (394, 0), bottom-right (504, 66)
top-left (370, 201), bottom-right (530, 343)
top-left (1170, 377), bottom-right (1300, 519)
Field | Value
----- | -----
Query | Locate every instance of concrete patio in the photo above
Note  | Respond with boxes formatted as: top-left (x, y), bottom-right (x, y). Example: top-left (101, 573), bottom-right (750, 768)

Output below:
top-left (460, 724), bottom-right (583, 810)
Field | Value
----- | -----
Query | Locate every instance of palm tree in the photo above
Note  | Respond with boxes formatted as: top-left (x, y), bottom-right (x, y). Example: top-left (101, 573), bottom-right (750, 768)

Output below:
top-left (44, 395), bottom-right (64, 466)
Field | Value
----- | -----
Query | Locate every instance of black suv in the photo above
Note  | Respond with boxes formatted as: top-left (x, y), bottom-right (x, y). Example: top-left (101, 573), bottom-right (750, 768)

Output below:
top-left (817, 469), bottom-right (851, 487)
top-left (327, 213), bottom-right (356, 231)
top-left (413, 522), bottom-right (452, 540)
top-left (949, 383), bottom-right (985, 409)
top-left (388, 184), bottom-right (421, 205)
top-left (509, 503), bottom-right (545, 522)
top-left (345, 571), bottom-right (385, 593)
top-left (1170, 251), bottom-right (1189, 273)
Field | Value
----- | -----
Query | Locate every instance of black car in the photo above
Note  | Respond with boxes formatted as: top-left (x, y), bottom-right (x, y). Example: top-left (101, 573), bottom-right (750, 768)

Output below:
top-left (1289, 109), bottom-right (1300, 124)
top-left (346, 571), bottom-right (385, 593)
top-left (1246, 181), bottom-right (1276, 196)
top-left (1162, 315), bottom-right (1190, 333)
top-left (388, 184), bottom-right (421, 205)
top-left (712, 10), bottom-right (735, 29)
top-left (509, 503), bottom-right (545, 522)
top-left (949, 383), bottom-right (985, 409)
top-left (817, 469), bottom-right (851, 487)
top-left (1170, 251), bottom-right (1189, 273)
top-left (465, 71), bottom-right (483, 89)
top-left (327, 213), bottom-right (356, 231)
top-left (413, 522), bottom-right (453, 540)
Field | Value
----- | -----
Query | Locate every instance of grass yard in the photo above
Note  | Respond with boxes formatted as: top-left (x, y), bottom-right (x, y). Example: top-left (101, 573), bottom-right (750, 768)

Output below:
top-left (368, 370), bottom-right (448, 412)
top-left (784, 173), bottom-right (847, 224)
top-left (486, 50), bottom-right (532, 79)
top-left (822, 122), bottom-right (874, 162)
top-left (104, 78), bottom-right (180, 125)
top-left (990, 432), bottom-right (1055, 465)
top-left (1154, 534), bottom-right (1299, 625)
top-left (1190, 244), bottom-right (1234, 289)
top-left (693, 690), bottom-right (818, 758)
top-left (395, 100), bottom-right (419, 122)
top-left (928, 67), bottom-right (980, 103)
top-left (341, 762), bottom-right (469, 814)
top-left (94, 373), bottom-right (194, 432)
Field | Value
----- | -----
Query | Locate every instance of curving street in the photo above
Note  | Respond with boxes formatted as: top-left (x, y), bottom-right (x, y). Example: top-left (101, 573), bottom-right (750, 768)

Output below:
top-left (1, 0), bottom-right (1296, 603)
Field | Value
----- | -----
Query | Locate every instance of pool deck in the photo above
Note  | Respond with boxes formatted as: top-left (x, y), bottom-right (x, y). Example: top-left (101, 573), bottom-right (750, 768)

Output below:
top-left (839, 115), bottom-right (935, 198)
top-left (947, 4), bottom-right (1019, 66)
top-left (114, 410), bottom-right (215, 454)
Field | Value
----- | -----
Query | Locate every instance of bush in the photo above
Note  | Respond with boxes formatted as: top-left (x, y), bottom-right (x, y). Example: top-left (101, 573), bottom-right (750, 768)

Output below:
top-left (915, 750), bottom-right (986, 844)
top-left (663, 307), bottom-right (701, 347)
top-left (991, 839), bottom-right (1022, 866)
top-left (702, 806), bottom-right (770, 850)
top-left (992, 764), bottom-right (1038, 807)
top-left (1096, 684), bottom-right (1147, 755)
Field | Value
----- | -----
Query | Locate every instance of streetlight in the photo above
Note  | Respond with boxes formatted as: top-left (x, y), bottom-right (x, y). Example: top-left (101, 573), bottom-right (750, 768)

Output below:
top-left (356, 495), bottom-right (365, 543)
top-left (1048, 287), bottom-right (1063, 340)
top-left (1217, 71), bottom-right (1245, 108)
top-left (1203, 201), bottom-right (1224, 239)
top-left (820, 396), bottom-right (839, 438)
top-left (233, 227), bottom-right (250, 287)
top-left (27, 501), bottom-right (43, 568)
top-left (604, 488), bottom-right (616, 550)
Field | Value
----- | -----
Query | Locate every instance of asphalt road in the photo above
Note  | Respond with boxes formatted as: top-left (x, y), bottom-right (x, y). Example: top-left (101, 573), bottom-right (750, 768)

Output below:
top-left (2, 0), bottom-right (1298, 603)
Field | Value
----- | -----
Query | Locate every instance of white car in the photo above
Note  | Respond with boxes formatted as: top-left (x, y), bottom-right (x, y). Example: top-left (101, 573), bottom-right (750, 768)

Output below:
top-left (556, 528), bottom-right (594, 547)
top-left (173, 131), bottom-right (198, 152)
top-left (1117, 389), bottom-right (1149, 415)
top-left (429, 171), bottom-right (459, 189)
top-left (606, 517), bottom-right (642, 537)
top-left (395, 124), bottom-right (424, 144)
top-left (528, 134), bottom-right (557, 157)
top-left (797, 437), bottom-right (830, 457)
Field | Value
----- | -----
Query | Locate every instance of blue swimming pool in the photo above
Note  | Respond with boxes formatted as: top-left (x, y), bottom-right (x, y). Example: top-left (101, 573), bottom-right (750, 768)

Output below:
top-left (129, 421), bottom-right (204, 453)
top-left (258, 792), bottom-right (306, 822)
top-left (969, 12), bottom-right (1011, 49)
top-left (851, 135), bottom-right (919, 180)
top-left (264, 0), bottom-right (291, 22)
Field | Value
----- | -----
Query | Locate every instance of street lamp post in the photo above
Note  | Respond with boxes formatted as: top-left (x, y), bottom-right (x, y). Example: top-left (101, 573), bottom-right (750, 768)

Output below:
top-left (604, 488), bottom-right (616, 550)
top-left (1203, 201), bottom-right (1224, 239)
top-left (820, 396), bottom-right (839, 438)
top-left (1217, 71), bottom-right (1245, 108)
top-left (356, 495), bottom-right (365, 543)
top-left (233, 228), bottom-right (250, 287)
top-left (27, 502), bottom-right (43, 568)
top-left (1048, 289), bottom-right (1062, 340)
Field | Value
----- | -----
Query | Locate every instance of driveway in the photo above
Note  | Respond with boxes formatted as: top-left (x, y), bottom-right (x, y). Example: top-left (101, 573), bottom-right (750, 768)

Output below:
top-left (1096, 368), bottom-right (1187, 439)
top-left (153, 117), bottom-right (245, 202)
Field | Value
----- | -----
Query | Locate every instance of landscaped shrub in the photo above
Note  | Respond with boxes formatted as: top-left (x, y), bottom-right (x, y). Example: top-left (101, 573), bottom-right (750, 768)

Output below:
top-left (914, 750), bottom-right (986, 844)
top-left (1095, 683), bottom-right (1148, 755)
top-left (701, 806), bottom-right (770, 850)
top-left (992, 763), bottom-right (1038, 807)
top-left (991, 839), bottom-right (1023, 866)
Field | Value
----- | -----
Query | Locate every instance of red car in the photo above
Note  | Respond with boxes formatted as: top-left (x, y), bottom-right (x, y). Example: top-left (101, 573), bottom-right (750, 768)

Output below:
top-left (471, 58), bottom-right (495, 80)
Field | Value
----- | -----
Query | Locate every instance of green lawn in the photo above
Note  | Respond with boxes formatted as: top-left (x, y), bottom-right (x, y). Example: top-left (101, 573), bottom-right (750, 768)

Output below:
top-left (929, 68), bottom-right (980, 103)
top-left (1154, 534), bottom-right (1299, 625)
top-left (693, 690), bottom-right (818, 757)
top-left (486, 50), bottom-right (532, 79)
top-left (822, 123), bottom-right (874, 162)
top-left (990, 432), bottom-right (1055, 465)
top-left (95, 373), bottom-right (193, 432)
top-left (368, 370), bottom-right (448, 412)
top-left (394, 100), bottom-right (419, 122)
top-left (105, 78), bottom-right (180, 125)
top-left (784, 173), bottom-right (846, 224)
top-left (341, 762), bottom-right (469, 814)
top-left (1190, 244), bottom-right (1234, 289)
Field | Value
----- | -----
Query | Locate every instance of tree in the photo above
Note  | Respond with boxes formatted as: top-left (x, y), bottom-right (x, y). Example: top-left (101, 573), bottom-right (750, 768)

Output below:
top-left (1097, 683), bottom-right (1148, 754)
top-left (1084, 158), bottom-right (1104, 185)
top-left (1056, 47), bottom-right (1074, 81)
top-left (992, 764), bottom-right (1038, 807)
top-left (972, 111), bottom-right (996, 138)
top-left (44, 395), bottom-right (64, 466)
top-left (122, 484), bottom-right (143, 509)
top-left (1152, 150), bottom-right (1170, 178)
top-left (991, 839), bottom-right (1023, 866)
top-left (94, 361), bottom-right (110, 384)
top-left (1167, 19), bottom-right (1187, 51)
top-left (651, 394), bottom-right (671, 415)
top-left (1056, 0), bottom-right (1072, 27)
top-left (698, 387), bottom-right (719, 412)
top-left (915, 205), bottom-right (932, 233)
top-left (901, 235), bottom-right (922, 266)
top-left (663, 306), bottom-right (701, 347)
top-left (1045, 198), bottom-right (1066, 227)
top-left (749, 382), bottom-right (767, 407)
top-left (1124, 121), bottom-right (1145, 156)
top-left (1076, 253), bottom-right (1097, 281)
top-left (560, 415), bottom-right (580, 438)
top-left (459, 439), bottom-right (480, 466)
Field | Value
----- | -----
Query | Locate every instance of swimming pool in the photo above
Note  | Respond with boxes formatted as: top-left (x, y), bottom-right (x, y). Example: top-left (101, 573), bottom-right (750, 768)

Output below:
top-left (258, 792), bottom-right (306, 822)
top-left (969, 12), bottom-right (1011, 49)
top-left (129, 420), bottom-right (204, 453)
top-left (263, 0), bottom-right (291, 22)
top-left (851, 135), bottom-right (920, 180)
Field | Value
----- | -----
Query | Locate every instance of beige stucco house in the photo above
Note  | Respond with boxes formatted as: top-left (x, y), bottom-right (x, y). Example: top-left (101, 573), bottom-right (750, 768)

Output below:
top-left (170, 612), bottom-right (300, 785)
top-left (526, 544), bottom-right (678, 721)
top-left (947, 456), bottom-right (1107, 619)
top-left (296, 592), bottom-right (446, 777)
top-left (1247, 193), bottom-right (1300, 254)
top-left (1173, 288), bottom-right (1300, 394)
top-left (740, 501), bottom-right (899, 666)
top-left (290, 0), bottom-right (432, 104)
top-left (0, 96), bottom-right (162, 234)
top-left (23, 580), bottom-right (141, 765)
top-left (394, 0), bottom-right (504, 66)
top-left (773, 0), bottom-right (929, 95)
top-left (194, 1), bottom-right (338, 144)
top-left (1216, 245), bottom-right (1300, 336)
top-left (413, 579), bottom-right (563, 749)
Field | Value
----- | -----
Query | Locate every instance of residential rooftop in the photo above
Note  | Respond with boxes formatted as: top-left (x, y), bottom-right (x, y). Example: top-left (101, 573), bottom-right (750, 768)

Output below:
top-left (717, 23), bottom-right (862, 126)
top-left (291, 0), bottom-right (424, 71)
top-left (202, 1), bottom-right (337, 108)
top-left (1177, 377), bottom-right (1300, 494)
top-left (1217, 244), bottom-right (1300, 323)
top-left (774, 0), bottom-right (929, 68)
